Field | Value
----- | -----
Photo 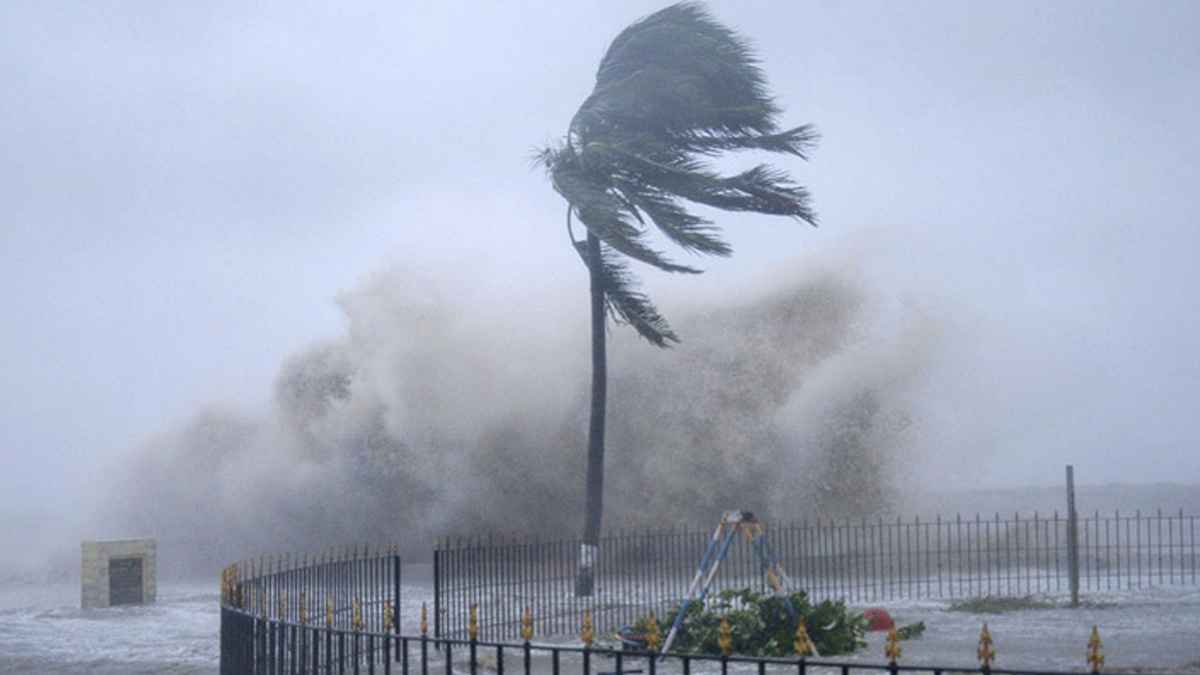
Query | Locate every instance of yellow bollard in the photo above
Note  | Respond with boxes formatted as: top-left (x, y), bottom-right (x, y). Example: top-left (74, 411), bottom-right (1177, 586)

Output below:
top-left (420, 603), bottom-right (428, 637)
top-left (520, 607), bottom-right (534, 642)
top-left (468, 604), bottom-right (479, 642)
top-left (645, 612), bottom-right (662, 652)
top-left (1088, 626), bottom-right (1104, 673)
top-left (794, 619), bottom-right (815, 657)
top-left (978, 623), bottom-right (996, 669)
top-left (718, 616), bottom-right (733, 656)
top-left (326, 598), bottom-right (334, 629)
top-left (384, 601), bottom-right (394, 633)
top-left (581, 609), bottom-right (594, 648)
top-left (885, 626), bottom-right (902, 665)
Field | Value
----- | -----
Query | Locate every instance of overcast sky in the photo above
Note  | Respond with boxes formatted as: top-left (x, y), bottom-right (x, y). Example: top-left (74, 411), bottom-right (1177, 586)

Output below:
top-left (2, 0), bottom-right (1198, 515)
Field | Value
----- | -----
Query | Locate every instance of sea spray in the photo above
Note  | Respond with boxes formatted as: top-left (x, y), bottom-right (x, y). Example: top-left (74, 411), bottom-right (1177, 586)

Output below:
top-left (100, 265), bottom-right (939, 572)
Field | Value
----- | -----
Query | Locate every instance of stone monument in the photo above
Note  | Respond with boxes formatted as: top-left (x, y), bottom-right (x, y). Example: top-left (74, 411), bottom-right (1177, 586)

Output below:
top-left (81, 538), bottom-right (157, 609)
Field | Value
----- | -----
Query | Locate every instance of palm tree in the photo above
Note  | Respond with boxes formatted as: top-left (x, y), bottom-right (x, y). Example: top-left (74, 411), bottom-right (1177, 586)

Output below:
top-left (538, 1), bottom-right (818, 596)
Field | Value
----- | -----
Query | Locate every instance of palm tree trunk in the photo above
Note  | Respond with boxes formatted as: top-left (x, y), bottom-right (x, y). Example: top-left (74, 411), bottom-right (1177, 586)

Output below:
top-left (576, 231), bottom-right (606, 597)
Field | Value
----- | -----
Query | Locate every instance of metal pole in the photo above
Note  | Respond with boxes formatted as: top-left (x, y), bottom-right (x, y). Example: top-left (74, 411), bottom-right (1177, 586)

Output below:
top-left (394, 555), bottom-right (402, 637)
top-left (1067, 464), bottom-right (1080, 607)
top-left (433, 546), bottom-right (442, 639)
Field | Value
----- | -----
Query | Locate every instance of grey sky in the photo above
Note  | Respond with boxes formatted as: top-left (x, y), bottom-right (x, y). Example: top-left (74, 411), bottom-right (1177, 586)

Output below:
top-left (2, 1), bottom-right (1198, 514)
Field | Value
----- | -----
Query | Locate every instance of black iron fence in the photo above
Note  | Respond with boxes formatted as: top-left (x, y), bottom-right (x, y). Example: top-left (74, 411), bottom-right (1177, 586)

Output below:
top-left (434, 509), bottom-right (1198, 641)
top-left (222, 592), bottom-right (1128, 675)
top-left (219, 617), bottom-right (1124, 675)
top-left (218, 507), bottom-right (1196, 673)
top-left (219, 548), bottom-right (405, 674)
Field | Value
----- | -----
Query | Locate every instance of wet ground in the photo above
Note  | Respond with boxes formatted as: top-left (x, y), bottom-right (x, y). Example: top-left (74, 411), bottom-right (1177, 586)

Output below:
top-left (2, 581), bottom-right (1197, 674)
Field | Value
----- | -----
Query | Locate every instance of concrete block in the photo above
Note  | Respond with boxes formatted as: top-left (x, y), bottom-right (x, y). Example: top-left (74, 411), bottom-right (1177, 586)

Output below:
top-left (81, 538), bottom-right (157, 609)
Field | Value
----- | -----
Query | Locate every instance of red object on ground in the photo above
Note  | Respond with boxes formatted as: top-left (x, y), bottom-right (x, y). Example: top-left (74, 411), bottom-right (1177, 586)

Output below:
top-left (863, 608), bottom-right (895, 631)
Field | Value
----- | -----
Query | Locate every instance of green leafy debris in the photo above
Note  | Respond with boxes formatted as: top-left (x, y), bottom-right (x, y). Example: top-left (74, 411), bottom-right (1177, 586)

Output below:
top-left (634, 588), bottom-right (867, 657)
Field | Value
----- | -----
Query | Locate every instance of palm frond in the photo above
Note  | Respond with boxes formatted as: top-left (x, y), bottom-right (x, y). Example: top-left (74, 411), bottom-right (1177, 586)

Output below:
top-left (605, 147), bottom-right (819, 225)
top-left (677, 124), bottom-right (819, 158)
top-left (543, 1), bottom-right (818, 347)
top-left (612, 180), bottom-right (732, 256)
top-left (588, 2), bottom-right (778, 136)
top-left (553, 156), bottom-right (702, 274)
top-left (574, 240), bottom-right (679, 346)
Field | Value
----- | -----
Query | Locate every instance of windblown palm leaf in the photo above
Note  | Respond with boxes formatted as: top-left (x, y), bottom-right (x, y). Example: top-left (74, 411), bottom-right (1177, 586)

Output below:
top-left (541, 1), bottom-right (817, 345)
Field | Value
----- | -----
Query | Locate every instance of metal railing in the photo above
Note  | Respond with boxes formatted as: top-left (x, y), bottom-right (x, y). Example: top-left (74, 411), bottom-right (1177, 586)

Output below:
top-left (218, 506), bottom-right (1196, 674)
top-left (219, 548), bottom-right (403, 673)
top-left (221, 591), bottom-right (1125, 675)
top-left (434, 509), bottom-right (1198, 641)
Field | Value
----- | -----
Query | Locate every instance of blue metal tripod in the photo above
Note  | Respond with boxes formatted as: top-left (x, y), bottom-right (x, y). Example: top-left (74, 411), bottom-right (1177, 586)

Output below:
top-left (658, 511), bottom-right (799, 657)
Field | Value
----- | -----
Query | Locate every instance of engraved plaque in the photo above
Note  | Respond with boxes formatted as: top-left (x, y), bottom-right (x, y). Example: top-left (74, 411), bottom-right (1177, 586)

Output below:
top-left (108, 557), bottom-right (143, 606)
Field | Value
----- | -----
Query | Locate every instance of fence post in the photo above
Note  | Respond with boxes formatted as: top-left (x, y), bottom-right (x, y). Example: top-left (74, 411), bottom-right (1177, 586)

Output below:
top-left (393, 554), bottom-right (402, 636)
top-left (433, 544), bottom-right (442, 639)
top-left (1066, 465), bottom-right (1080, 607)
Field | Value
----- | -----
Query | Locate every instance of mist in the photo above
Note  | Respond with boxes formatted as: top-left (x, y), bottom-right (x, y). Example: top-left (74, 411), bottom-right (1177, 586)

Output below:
top-left (80, 255), bottom-right (938, 574)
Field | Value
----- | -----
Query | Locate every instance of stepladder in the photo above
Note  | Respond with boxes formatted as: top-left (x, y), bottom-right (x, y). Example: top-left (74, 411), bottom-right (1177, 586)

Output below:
top-left (659, 510), bottom-right (804, 657)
